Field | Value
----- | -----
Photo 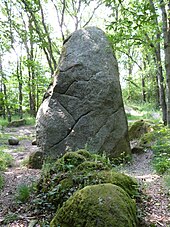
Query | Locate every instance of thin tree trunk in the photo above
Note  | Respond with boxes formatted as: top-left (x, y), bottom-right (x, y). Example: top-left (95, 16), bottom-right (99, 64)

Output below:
top-left (148, 0), bottom-right (167, 125)
top-left (3, 83), bottom-right (11, 122)
top-left (0, 54), bottom-right (11, 121)
top-left (30, 32), bottom-right (36, 117)
top-left (160, 0), bottom-right (170, 126)
top-left (0, 55), bottom-right (5, 119)
top-left (142, 61), bottom-right (147, 102)
top-left (18, 58), bottom-right (23, 119)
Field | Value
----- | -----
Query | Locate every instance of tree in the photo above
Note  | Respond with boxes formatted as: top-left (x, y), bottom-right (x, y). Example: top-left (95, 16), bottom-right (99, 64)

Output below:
top-left (105, 0), bottom-right (167, 124)
top-left (160, 0), bottom-right (170, 126)
top-left (51, 0), bottom-right (103, 41)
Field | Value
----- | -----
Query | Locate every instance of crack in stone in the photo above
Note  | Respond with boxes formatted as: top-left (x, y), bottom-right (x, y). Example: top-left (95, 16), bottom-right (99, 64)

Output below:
top-left (49, 110), bottom-right (92, 150)
top-left (94, 107), bottom-right (121, 135)
top-left (57, 100), bottom-right (76, 121)
top-left (101, 108), bottom-right (127, 151)
top-left (59, 63), bottom-right (83, 72)
top-left (63, 34), bottom-right (72, 45)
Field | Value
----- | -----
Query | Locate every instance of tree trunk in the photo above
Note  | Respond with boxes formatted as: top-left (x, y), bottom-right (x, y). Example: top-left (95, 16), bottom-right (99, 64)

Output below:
top-left (3, 83), bottom-right (11, 122)
top-left (160, 0), bottom-right (170, 126)
top-left (149, 0), bottom-right (167, 125)
top-left (0, 53), bottom-right (11, 121)
top-left (141, 76), bottom-right (146, 102)
top-left (0, 55), bottom-right (5, 119)
top-left (17, 58), bottom-right (23, 119)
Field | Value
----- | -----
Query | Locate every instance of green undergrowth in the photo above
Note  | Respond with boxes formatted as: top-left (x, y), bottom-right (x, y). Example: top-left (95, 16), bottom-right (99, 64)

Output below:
top-left (0, 149), bottom-right (13, 170)
top-left (15, 184), bottom-right (32, 203)
top-left (0, 132), bottom-right (11, 143)
top-left (140, 125), bottom-right (170, 174)
top-left (34, 149), bottom-right (138, 217)
top-left (125, 102), bottom-right (161, 126)
top-left (0, 114), bottom-right (35, 128)
top-left (163, 172), bottom-right (170, 189)
top-left (3, 213), bottom-right (19, 225)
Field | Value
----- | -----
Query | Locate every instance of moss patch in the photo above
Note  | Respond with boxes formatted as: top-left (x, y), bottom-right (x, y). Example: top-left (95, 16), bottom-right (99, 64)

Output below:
top-left (50, 183), bottom-right (137, 227)
top-left (129, 120), bottom-right (153, 140)
top-left (7, 119), bottom-right (26, 127)
top-left (28, 151), bottom-right (44, 169)
top-left (35, 150), bottom-right (138, 212)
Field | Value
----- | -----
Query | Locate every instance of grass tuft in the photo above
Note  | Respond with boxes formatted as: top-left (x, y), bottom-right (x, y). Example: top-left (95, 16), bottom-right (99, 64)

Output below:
top-left (15, 184), bottom-right (31, 203)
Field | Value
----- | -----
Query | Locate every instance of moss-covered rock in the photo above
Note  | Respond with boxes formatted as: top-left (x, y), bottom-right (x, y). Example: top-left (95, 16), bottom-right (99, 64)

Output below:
top-left (128, 120), bottom-right (152, 140)
top-left (54, 151), bottom-right (86, 172)
top-left (91, 170), bottom-right (138, 198)
top-left (36, 150), bottom-right (138, 212)
top-left (139, 129), bottom-right (156, 147)
top-left (50, 183), bottom-right (137, 227)
top-left (28, 151), bottom-right (44, 169)
top-left (76, 161), bottom-right (110, 172)
top-left (76, 149), bottom-right (92, 158)
top-left (7, 119), bottom-right (26, 127)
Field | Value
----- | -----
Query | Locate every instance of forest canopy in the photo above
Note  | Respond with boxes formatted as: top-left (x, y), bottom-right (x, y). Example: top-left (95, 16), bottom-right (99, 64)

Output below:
top-left (0, 0), bottom-right (170, 126)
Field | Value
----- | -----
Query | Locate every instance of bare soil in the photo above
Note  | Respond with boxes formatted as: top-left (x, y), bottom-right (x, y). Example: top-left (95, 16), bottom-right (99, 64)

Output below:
top-left (0, 125), bottom-right (170, 226)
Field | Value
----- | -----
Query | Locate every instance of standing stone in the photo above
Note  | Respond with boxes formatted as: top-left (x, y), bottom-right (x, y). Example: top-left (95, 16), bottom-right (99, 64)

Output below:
top-left (36, 27), bottom-right (131, 158)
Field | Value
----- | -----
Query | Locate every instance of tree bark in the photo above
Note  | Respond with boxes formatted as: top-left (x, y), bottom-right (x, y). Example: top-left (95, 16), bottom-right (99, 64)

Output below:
top-left (142, 61), bottom-right (147, 102)
top-left (149, 0), bottom-right (167, 125)
top-left (16, 58), bottom-right (23, 119)
top-left (160, 0), bottom-right (170, 126)
top-left (0, 53), bottom-right (11, 122)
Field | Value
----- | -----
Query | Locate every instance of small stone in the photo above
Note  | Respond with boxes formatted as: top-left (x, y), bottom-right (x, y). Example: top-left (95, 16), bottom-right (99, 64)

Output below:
top-left (8, 137), bottom-right (19, 145)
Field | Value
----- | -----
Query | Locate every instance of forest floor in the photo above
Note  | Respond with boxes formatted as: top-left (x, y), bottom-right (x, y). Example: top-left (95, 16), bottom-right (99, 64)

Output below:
top-left (0, 125), bottom-right (170, 226)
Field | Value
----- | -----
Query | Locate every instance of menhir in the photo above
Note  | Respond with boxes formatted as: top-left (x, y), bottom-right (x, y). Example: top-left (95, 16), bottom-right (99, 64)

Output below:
top-left (36, 27), bottom-right (131, 158)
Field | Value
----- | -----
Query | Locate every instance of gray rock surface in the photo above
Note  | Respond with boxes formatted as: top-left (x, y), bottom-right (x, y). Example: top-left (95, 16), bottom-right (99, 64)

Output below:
top-left (36, 27), bottom-right (131, 158)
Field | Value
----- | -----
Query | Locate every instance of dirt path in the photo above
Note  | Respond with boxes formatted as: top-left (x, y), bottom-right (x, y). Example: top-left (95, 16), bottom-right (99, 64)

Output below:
top-left (121, 149), bottom-right (170, 227)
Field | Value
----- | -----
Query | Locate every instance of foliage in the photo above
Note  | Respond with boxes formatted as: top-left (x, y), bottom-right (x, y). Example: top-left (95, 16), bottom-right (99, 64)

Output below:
top-left (0, 118), bottom-right (8, 128)
top-left (125, 102), bottom-right (161, 124)
top-left (163, 172), bottom-right (170, 189)
top-left (111, 151), bottom-right (132, 166)
top-left (0, 114), bottom-right (35, 127)
top-left (0, 149), bottom-right (13, 170)
top-left (140, 125), bottom-right (170, 174)
top-left (3, 213), bottom-right (19, 225)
